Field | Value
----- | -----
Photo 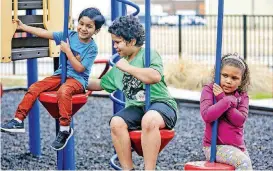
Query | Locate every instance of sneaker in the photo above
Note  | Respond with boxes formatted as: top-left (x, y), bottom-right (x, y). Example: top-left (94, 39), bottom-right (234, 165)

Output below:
top-left (50, 128), bottom-right (74, 151)
top-left (1, 119), bottom-right (25, 133)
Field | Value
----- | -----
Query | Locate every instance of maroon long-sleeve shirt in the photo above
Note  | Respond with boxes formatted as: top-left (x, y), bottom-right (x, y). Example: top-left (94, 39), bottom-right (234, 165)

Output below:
top-left (200, 83), bottom-right (249, 151)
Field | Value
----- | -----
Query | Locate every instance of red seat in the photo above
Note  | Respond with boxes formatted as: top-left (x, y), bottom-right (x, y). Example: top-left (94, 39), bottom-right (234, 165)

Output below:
top-left (184, 161), bottom-right (235, 170)
top-left (38, 58), bottom-right (109, 118)
top-left (39, 91), bottom-right (89, 118)
top-left (129, 129), bottom-right (175, 156)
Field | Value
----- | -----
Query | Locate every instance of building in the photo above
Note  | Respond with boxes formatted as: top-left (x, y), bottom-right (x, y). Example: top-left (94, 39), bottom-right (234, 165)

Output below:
top-left (131, 0), bottom-right (205, 15)
top-left (206, 0), bottom-right (273, 15)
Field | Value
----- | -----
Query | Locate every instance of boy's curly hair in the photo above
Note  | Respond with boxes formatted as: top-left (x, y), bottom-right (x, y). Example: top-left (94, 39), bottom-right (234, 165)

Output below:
top-left (78, 7), bottom-right (105, 30)
top-left (211, 53), bottom-right (250, 92)
top-left (108, 15), bottom-right (145, 46)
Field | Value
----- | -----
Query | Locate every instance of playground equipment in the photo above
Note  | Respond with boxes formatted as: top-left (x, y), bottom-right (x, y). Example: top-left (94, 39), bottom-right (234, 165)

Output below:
top-left (1, 0), bottom-right (66, 158)
top-left (184, 0), bottom-right (235, 170)
top-left (1, 0), bottom-right (109, 170)
top-left (109, 0), bottom-right (175, 169)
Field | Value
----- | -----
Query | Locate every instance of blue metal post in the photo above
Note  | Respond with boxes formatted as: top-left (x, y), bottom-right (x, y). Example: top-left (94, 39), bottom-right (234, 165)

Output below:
top-left (109, 1), bottom-right (140, 170)
top-left (111, 0), bottom-right (125, 114)
top-left (145, 0), bottom-right (151, 111)
top-left (210, 0), bottom-right (224, 163)
top-left (26, 9), bottom-right (41, 157)
top-left (57, 0), bottom-right (75, 170)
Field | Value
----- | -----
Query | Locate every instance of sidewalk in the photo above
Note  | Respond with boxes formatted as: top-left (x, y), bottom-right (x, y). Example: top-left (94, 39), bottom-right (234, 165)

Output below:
top-left (168, 87), bottom-right (273, 109)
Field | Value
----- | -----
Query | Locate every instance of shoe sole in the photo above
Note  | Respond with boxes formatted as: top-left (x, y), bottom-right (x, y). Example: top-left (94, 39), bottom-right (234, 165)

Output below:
top-left (50, 128), bottom-right (74, 151)
top-left (1, 127), bottom-right (25, 133)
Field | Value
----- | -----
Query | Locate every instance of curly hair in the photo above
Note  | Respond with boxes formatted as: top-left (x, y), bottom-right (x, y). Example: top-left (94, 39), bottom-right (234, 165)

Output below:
top-left (211, 53), bottom-right (250, 92)
top-left (108, 15), bottom-right (145, 47)
top-left (78, 7), bottom-right (105, 30)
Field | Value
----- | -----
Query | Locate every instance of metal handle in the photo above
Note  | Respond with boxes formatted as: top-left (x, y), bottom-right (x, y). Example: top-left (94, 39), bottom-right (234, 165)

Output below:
top-left (109, 92), bottom-right (125, 106)
top-left (12, 0), bottom-right (18, 33)
top-left (109, 53), bottom-right (120, 67)
top-left (110, 154), bottom-right (122, 170)
top-left (42, 0), bottom-right (48, 29)
top-left (13, 0), bottom-right (18, 20)
top-left (116, 0), bottom-right (140, 16)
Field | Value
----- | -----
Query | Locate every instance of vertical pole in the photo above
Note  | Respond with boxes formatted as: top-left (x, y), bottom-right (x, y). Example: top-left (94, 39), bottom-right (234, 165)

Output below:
top-left (111, 0), bottom-right (125, 114)
top-left (53, 56), bottom-right (64, 169)
top-left (210, 0), bottom-right (224, 163)
top-left (122, 3), bottom-right (127, 16)
top-left (12, 61), bottom-right (16, 75)
top-left (26, 9), bottom-right (41, 157)
top-left (59, 0), bottom-right (75, 170)
top-left (243, 15), bottom-right (247, 60)
top-left (145, 0), bottom-right (151, 111)
top-left (178, 15), bottom-right (182, 59)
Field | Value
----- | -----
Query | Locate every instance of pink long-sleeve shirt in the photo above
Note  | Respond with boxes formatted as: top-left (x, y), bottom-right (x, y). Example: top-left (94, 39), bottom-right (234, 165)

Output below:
top-left (200, 83), bottom-right (249, 151)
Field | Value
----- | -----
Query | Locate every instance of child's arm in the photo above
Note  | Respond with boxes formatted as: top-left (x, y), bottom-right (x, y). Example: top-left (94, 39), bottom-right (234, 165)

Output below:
top-left (13, 19), bottom-right (54, 40)
top-left (200, 85), bottom-right (236, 123)
top-left (60, 40), bottom-right (85, 73)
top-left (225, 94), bottom-right (249, 127)
top-left (87, 78), bottom-right (103, 91)
top-left (116, 58), bottom-right (161, 84)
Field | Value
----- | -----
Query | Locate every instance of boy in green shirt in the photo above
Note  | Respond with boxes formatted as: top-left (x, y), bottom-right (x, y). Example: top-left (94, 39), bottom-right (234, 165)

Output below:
top-left (88, 15), bottom-right (177, 170)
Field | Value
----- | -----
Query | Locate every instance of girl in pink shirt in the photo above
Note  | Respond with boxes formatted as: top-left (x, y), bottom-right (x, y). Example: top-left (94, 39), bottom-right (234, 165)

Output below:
top-left (200, 53), bottom-right (252, 170)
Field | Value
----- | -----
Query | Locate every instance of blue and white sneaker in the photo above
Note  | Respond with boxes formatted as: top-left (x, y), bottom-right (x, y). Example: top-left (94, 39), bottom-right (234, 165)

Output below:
top-left (1, 119), bottom-right (25, 133)
top-left (51, 128), bottom-right (74, 151)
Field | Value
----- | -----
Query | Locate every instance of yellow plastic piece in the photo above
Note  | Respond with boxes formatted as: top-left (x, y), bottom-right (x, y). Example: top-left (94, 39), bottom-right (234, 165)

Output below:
top-left (0, 0), bottom-right (18, 63)
top-left (43, 0), bottom-right (73, 57)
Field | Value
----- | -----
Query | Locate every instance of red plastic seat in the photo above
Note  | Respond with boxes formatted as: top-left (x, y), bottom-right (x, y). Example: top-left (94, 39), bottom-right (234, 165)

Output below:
top-left (39, 91), bottom-right (89, 118)
top-left (38, 59), bottom-right (109, 118)
top-left (184, 161), bottom-right (235, 170)
top-left (129, 129), bottom-right (175, 156)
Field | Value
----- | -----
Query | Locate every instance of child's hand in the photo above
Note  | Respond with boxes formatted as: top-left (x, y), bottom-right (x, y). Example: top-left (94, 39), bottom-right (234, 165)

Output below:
top-left (116, 58), bottom-right (130, 72)
top-left (213, 83), bottom-right (224, 96)
top-left (225, 95), bottom-right (238, 108)
top-left (60, 39), bottom-right (71, 54)
top-left (12, 19), bottom-right (25, 30)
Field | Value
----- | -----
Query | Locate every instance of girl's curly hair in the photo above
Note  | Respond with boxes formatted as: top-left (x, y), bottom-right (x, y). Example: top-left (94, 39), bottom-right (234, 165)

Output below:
top-left (108, 15), bottom-right (145, 46)
top-left (211, 53), bottom-right (250, 92)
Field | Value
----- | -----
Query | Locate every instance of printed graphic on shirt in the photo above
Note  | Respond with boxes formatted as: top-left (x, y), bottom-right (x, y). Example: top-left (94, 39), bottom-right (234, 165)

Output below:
top-left (122, 73), bottom-right (145, 101)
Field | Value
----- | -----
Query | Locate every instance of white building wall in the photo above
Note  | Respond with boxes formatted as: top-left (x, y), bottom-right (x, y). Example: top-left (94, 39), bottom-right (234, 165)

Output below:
top-left (205, 0), bottom-right (273, 15)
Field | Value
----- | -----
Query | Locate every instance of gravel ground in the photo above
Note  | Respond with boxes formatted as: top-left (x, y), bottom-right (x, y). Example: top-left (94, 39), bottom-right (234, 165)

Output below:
top-left (1, 91), bottom-right (273, 170)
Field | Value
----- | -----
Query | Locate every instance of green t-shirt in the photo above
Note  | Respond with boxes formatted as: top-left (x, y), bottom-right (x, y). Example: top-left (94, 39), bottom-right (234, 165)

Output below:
top-left (100, 48), bottom-right (178, 112)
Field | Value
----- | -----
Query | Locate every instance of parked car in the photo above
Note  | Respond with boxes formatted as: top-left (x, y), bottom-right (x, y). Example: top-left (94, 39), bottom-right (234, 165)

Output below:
top-left (157, 15), bottom-right (206, 26)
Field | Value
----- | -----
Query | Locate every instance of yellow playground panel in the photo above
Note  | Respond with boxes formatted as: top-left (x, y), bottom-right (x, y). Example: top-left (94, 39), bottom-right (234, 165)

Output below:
top-left (1, 0), bottom-right (72, 63)
top-left (1, 0), bottom-right (18, 62)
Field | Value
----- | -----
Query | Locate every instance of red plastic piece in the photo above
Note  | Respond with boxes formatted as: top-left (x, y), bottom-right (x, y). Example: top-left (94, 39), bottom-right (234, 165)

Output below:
top-left (184, 161), bottom-right (235, 170)
top-left (39, 91), bottom-right (88, 118)
top-left (38, 59), bottom-right (109, 118)
top-left (129, 129), bottom-right (175, 156)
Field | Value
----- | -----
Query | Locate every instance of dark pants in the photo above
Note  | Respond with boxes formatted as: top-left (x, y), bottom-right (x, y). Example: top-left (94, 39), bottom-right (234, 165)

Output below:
top-left (110, 102), bottom-right (177, 130)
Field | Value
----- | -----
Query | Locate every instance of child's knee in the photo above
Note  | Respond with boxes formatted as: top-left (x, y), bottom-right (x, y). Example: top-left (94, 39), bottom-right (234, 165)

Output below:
top-left (110, 116), bottom-right (127, 134)
top-left (28, 83), bottom-right (39, 92)
top-left (57, 87), bottom-right (71, 99)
